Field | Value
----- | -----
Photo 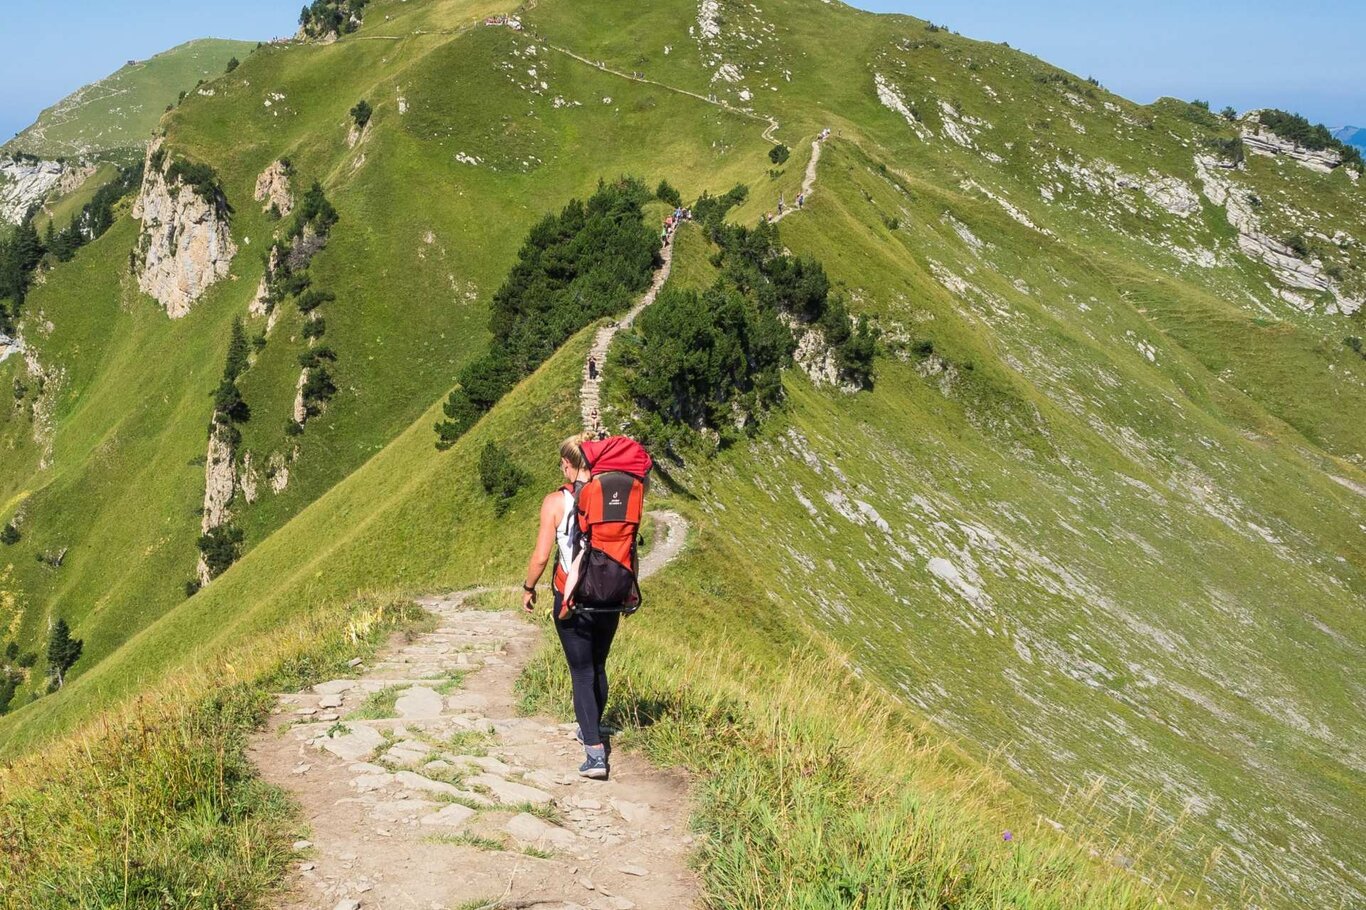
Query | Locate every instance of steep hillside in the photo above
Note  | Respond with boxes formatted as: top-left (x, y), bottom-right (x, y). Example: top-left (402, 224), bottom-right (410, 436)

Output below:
top-left (1, 0), bottom-right (1362, 907)
top-left (2, 39), bottom-right (255, 161)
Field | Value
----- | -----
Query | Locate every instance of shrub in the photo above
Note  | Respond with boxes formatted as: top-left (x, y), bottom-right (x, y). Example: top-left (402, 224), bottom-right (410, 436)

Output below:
top-left (301, 366), bottom-right (338, 416)
top-left (225, 56), bottom-right (240, 73)
top-left (656, 179), bottom-right (682, 207)
top-left (350, 99), bottom-right (372, 130)
top-left (478, 442), bottom-right (531, 515)
top-left (296, 289), bottom-right (335, 314)
top-left (198, 524), bottom-right (245, 579)
top-left (768, 144), bottom-right (790, 165)
top-left (625, 285), bottom-right (789, 446)
top-left (302, 317), bottom-right (327, 340)
top-left (0, 523), bottom-right (18, 546)
top-left (164, 158), bottom-right (222, 205)
top-left (693, 184), bottom-right (748, 227)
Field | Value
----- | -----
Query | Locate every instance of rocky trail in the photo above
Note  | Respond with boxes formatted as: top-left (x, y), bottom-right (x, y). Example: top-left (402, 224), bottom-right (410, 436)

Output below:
top-left (252, 509), bottom-right (692, 910)
top-left (579, 240), bottom-right (673, 435)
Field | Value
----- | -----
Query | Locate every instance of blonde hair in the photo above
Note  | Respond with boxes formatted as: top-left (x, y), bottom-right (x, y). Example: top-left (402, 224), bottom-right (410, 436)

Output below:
top-left (559, 433), bottom-right (590, 471)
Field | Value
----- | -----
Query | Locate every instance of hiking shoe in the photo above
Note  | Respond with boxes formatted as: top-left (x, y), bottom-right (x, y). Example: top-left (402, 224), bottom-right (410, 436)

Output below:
top-left (579, 752), bottom-right (609, 779)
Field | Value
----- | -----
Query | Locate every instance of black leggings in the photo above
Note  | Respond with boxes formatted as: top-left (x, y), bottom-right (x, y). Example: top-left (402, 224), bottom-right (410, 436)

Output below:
top-left (553, 591), bottom-right (620, 747)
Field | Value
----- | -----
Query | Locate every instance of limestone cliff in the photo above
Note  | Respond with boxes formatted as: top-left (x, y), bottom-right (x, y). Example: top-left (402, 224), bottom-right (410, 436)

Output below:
top-left (132, 139), bottom-right (237, 318)
top-left (253, 160), bottom-right (294, 216)
top-left (1, 157), bottom-right (92, 224)
top-left (1241, 119), bottom-right (1344, 174)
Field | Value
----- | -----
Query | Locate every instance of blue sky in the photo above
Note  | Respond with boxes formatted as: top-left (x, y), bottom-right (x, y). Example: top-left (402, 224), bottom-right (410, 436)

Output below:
top-left (2, 0), bottom-right (1362, 143)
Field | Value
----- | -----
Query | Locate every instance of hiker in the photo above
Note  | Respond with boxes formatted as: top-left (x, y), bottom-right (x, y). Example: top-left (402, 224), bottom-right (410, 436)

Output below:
top-left (588, 356), bottom-right (598, 380)
top-left (797, 192), bottom-right (804, 209)
top-left (522, 435), bottom-right (651, 778)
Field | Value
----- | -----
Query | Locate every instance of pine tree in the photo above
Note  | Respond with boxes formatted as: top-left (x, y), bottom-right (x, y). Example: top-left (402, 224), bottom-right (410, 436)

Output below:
top-left (46, 618), bottom-right (83, 688)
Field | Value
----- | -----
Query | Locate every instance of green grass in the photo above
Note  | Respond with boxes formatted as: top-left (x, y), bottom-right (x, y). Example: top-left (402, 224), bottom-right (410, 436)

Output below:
top-left (345, 683), bottom-right (406, 719)
top-left (4, 39), bottom-right (256, 160)
top-left (31, 163), bottom-right (120, 235)
top-left (428, 832), bottom-right (506, 852)
top-left (0, 592), bottom-right (424, 907)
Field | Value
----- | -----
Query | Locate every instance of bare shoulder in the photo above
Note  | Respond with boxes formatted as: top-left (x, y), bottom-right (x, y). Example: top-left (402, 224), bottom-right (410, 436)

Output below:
top-left (540, 489), bottom-right (565, 521)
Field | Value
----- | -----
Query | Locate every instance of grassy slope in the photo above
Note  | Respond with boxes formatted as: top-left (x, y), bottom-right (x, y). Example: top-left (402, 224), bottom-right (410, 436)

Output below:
top-left (1, 0), bottom-right (1363, 906)
top-left (2, 39), bottom-right (256, 160)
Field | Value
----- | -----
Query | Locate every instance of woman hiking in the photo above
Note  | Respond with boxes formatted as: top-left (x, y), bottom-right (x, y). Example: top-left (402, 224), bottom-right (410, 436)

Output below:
top-left (521, 434), bottom-right (618, 779)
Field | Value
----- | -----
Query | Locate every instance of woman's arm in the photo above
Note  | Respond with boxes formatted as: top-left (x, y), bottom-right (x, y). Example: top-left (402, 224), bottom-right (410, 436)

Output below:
top-left (522, 492), bottom-right (561, 612)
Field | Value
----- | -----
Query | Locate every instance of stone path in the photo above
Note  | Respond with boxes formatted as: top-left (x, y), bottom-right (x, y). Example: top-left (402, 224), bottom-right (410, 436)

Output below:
top-left (252, 511), bottom-right (692, 910)
top-left (771, 137), bottom-right (824, 224)
top-left (580, 240), bottom-right (673, 435)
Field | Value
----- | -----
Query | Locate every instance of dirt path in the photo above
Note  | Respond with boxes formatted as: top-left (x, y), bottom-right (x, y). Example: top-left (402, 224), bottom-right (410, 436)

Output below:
top-left (580, 240), bottom-right (673, 435)
top-left (252, 512), bottom-right (692, 910)
top-left (771, 137), bottom-right (824, 223)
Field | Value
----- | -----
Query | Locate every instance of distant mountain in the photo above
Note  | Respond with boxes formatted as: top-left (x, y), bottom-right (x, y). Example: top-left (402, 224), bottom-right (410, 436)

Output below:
top-left (2, 38), bottom-right (254, 160)
top-left (1334, 125), bottom-right (1366, 151)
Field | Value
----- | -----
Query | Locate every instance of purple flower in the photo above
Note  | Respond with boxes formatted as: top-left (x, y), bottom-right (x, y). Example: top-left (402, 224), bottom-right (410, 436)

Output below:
top-left (1002, 830), bottom-right (1014, 842)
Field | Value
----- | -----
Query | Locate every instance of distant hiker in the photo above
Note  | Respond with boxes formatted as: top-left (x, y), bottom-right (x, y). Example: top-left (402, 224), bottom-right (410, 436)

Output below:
top-left (522, 435), bottom-right (652, 779)
top-left (588, 356), bottom-right (598, 380)
top-left (797, 192), bottom-right (805, 209)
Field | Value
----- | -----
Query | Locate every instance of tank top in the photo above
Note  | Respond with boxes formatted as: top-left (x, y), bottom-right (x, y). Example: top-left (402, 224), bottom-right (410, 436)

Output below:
top-left (553, 481), bottom-right (584, 593)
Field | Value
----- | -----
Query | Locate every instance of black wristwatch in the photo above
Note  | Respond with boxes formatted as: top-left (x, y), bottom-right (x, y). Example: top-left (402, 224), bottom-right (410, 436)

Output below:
top-left (522, 582), bottom-right (536, 594)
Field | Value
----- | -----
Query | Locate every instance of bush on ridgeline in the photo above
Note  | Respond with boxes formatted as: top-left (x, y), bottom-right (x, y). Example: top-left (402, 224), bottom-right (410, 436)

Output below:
top-left (350, 99), bottom-right (372, 130)
top-left (1, 523), bottom-right (19, 546)
top-left (624, 285), bottom-right (789, 449)
top-left (478, 442), bottom-right (531, 515)
top-left (1258, 109), bottom-right (1364, 170)
top-left (435, 177), bottom-right (659, 448)
top-left (299, 0), bottom-right (369, 38)
top-left (622, 204), bottom-right (875, 452)
top-left (692, 184), bottom-right (749, 228)
top-left (165, 158), bottom-right (223, 205)
top-left (656, 179), bottom-right (682, 207)
top-left (225, 56), bottom-right (240, 73)
top-left (768, 144), bottom-right (790, 165)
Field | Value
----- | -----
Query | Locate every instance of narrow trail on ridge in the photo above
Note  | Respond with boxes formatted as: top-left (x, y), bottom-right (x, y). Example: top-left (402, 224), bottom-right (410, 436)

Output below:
top-left (580, 241), bottom-right (673, 435)
top-left (543, 42), bottom-right (781, 147)
top-left (252, 508), bottom-right (692, 910)
top-left (770, 137), bottom-right (823, 223)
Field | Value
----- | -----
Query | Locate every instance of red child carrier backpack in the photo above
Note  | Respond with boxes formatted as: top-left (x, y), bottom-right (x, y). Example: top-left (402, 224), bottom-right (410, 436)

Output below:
top-left (559, 436), bottom-right (652, 619)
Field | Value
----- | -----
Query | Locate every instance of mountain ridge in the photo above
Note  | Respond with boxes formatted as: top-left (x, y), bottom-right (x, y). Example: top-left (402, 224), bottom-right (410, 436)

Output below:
top-left (0, 0), bottom-right (1362, 906)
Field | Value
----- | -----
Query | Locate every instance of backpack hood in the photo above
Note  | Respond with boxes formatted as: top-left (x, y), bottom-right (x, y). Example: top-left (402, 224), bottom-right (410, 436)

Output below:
top-left (582, 435), bottom-right (653, 479)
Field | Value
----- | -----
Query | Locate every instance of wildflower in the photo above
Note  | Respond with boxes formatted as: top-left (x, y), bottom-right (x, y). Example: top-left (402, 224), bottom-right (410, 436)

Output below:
top-left (1002, 830), bottom-right (1014, 842)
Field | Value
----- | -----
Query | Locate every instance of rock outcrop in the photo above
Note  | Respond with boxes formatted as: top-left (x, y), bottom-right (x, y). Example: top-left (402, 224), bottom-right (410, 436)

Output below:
top-left (253, 160), bottom-right (294, 215)
top-left (0, 332), bottom-right (22, 364)
top-left (1, 158), bottom-right (64, 223)
top-left (132, 139), bottom-right (237, 318)
top-left (1196, 154), bottom-right (1362, 315)
top-left (196, 428), bottom-right (237, 583)
top-left (1241, 122), bottom-right (1343, 174)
